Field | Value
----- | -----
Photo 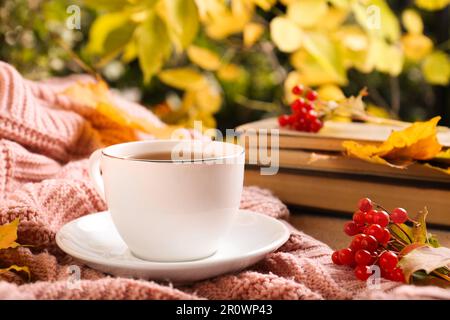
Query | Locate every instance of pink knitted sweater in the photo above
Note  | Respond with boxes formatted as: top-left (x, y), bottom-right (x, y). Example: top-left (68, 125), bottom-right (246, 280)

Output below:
top-left (0, 61), bottom-right (449, 300)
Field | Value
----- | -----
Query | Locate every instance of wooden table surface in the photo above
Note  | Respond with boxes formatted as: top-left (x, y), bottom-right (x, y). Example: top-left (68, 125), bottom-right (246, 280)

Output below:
top-left (288, 208), bottom-right (450, 250)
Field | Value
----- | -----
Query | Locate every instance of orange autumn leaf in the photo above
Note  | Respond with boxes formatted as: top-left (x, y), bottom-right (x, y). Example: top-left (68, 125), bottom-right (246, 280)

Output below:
top-left (0, 218), bottom-right (20, 250)
top-left (343, 117), bottom-right (443, 168)
top-left (62, 80), bottom-right (180, 144)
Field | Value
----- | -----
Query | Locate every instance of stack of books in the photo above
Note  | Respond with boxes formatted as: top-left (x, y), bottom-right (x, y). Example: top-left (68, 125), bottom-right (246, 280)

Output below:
top-left (236, 118), bottom-right (450, 226)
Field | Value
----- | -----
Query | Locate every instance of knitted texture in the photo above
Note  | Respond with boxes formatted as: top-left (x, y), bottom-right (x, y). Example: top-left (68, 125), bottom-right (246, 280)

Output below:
top-left (0, 61), bottom-right (449, 300)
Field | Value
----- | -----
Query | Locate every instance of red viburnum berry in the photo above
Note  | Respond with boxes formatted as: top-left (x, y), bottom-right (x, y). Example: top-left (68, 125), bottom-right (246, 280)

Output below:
top-left (306, 90), bottom-right (318, 101)
top-left (344, 221), bottom-right (360, 236)
top-left (354, 265), bottom-right (371, 281)
top-left (355, 250), bottom-right (375, 266)
top-left (353, 210), bottom-right (366, 226)
top-left (360, 235), bottom-right (378, 252)
top-left (332, 251), bottom-right (342, 265)
top-left (380, 228), bottom-right (391, 245)
top-left (278, 115), bottom-right (290, 126)
top-left (391, 208), bottom-right (408, 224)
top-left (338, 248), bottom-right (355, 265)
top-left (358, 198), bottom-right (373, 212)
top-left (373, 210), bottom-right (390, 228)
top-left (292, 85), bottom-right (304, 95)
top-left (350, 234), bottom-right (367, 251)
top-left (366, 224), bottom-right (384, 242)
top-left (379, 251), bottom-right (398, 272)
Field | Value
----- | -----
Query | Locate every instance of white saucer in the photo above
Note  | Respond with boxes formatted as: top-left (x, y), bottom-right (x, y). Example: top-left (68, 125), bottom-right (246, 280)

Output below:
top-left (56, 210), bottom-right (290, 283)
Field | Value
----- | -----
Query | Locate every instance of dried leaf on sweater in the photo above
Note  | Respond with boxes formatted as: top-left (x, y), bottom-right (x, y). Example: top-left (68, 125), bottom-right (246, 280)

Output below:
top-left (62, 80), bottom-right (180, 142)
top-left (0, 219), bottom-right (29, 280)
top-left (0, 218), bottom-right (20, 250)
top-left (343, 117), bottom-right (444, 169)
top-left (0, 265), bottom-right (30, 280)
top-left (398, 246), bottom-right (450, 282)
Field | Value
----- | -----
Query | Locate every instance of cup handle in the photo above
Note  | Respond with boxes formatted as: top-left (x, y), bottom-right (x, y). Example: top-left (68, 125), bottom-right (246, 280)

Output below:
top-left (88, 149), bottom-right (105, 200)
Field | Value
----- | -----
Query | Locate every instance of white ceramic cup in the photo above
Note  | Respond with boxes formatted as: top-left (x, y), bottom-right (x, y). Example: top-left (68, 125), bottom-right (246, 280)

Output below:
top-left (88, 140), bottom-right (245, 262)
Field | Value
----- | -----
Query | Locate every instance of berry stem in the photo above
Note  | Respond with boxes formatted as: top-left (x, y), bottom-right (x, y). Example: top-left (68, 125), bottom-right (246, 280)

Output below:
top-left (375, 202), bottom-right (389, 213)
top-left (407, 217), bottom-right (419, 224)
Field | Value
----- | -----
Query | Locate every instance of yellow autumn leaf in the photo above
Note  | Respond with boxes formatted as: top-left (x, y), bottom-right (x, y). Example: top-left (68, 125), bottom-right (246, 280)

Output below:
top-left (158, 68), bottom-right (207, 90)
top-left (424, 163), bottom-right (450, 175)
top-left (342, 141), bottom-right (403, 167)
top-left (63, 79), bottom-right (109, 109)
top-left (297, 63), bottom-right (345, 86)
top-left (422, 51), bottom-right (450, 85)
top-left (372, 0), bottom-right (401, 41)
top-left (135, 12), bottom-right (171, 83)
top-left (0, 265), bottom-right (30, 280)
top-left (415, 0), bottom-right (450, 11)
top-left (328, 0), bottom-right (351, 8)
top-left (366, 104), bottom-right (391, 119)
top-left (346, 34), bottom-right (381, 73)
top-left (425, 148), bottom-right (450, 174)
top-left (180, 90), bottom-right (219, 129)
top-left (161, 0), bottom-right (199, 50)
top-left (197, 112), bottom-right (217, 129)
top-left (243, 22), bottom-right (264, 48)
top-left (158, 70), bottom-right (221, 129)
top-left (0, 218), bottom-right (20, 250)
top-left (187, 46), bottom-right (222, 71)
top-left (401, 9), bottom-right (424, 34)
top-left (205, 16), bottom-right (247, 40)
top-left (204, 0), bottom-right (252, 40)
top-left (217, 63), bottom-right (243, 81)
top-left (401, 33), bottom-right (433, 62)
top-left (318, 7), bottom-right (349, 30)
top-left (317, 84), bottom-right (345, 101)
top-left (270, 17), bottom-right (303, 53)
top-left (374, 40), bottom-right (404, 76)
top-left (343, 117), bottom-right (443, 167)
top-left (335, 26), bottom-right (369, 52)
top-left (251, 0), bottom-right (276, 11)
top-left (335, 26), bottom-right (373, 72)
top-left (122, 39), bottom-right (137, 63)
top-left (300, 33), bottom-right (348, 85)
top-left (289, 49), bottom-right (307, 70)
top-left (195, 0), bottom-right (227, 22)
top-left (86, 11), bottom-right (135, 56)
top-left (193, 79), bottom-right (222, 114)
top-left (435, 149), bottom-right (450, 161)
top-left (375, 116), bottom-right (442, 159)
top-left (232, 0), bottom-right (254, 19)
top-left (287, 0), bottom-right (328, 28)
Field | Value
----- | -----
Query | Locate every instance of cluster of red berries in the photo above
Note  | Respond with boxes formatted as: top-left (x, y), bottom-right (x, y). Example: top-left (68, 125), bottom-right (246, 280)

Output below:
top-left (332, 198), bottom-right (409, 283)
top-left (278, 85), bottom-right (323, 133)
